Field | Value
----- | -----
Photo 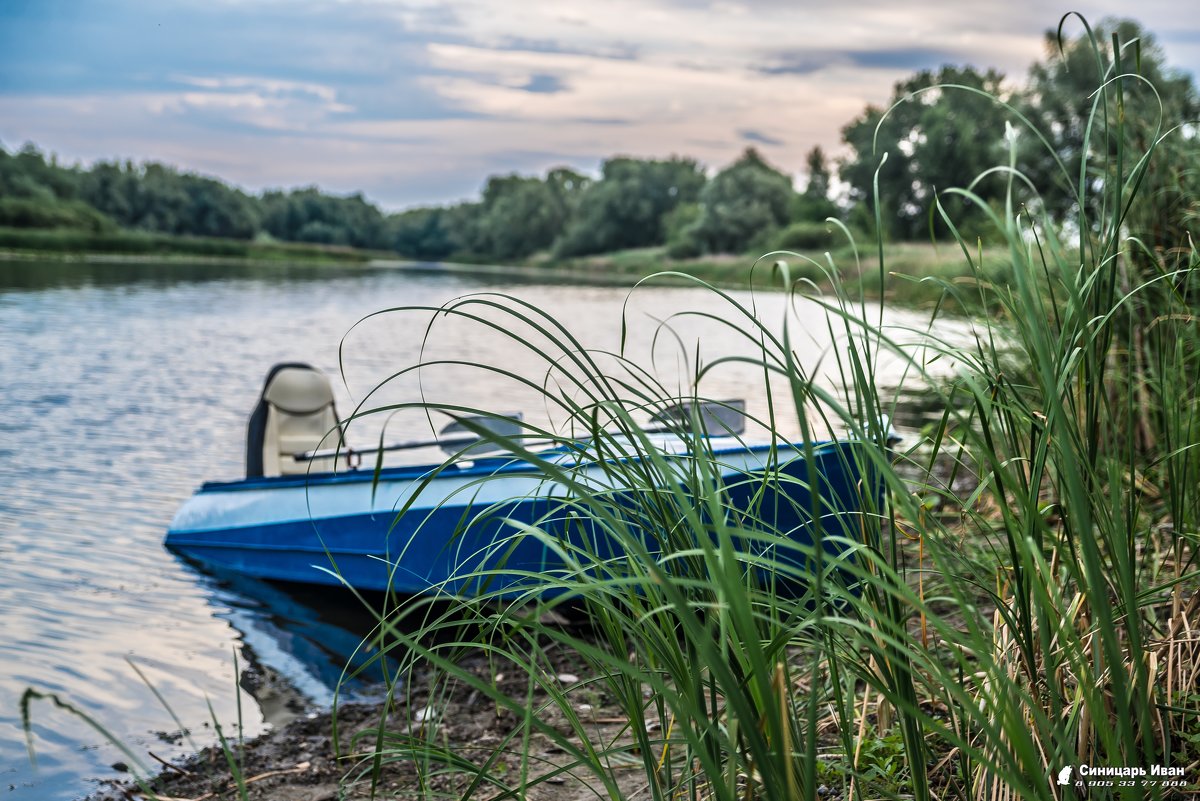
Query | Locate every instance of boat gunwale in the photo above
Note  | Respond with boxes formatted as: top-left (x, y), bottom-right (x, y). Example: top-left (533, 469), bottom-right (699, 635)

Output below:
top-left (194, 439), bottom-right (843, 494)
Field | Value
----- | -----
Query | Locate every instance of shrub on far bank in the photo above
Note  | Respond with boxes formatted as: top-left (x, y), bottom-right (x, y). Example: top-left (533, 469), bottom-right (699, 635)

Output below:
top-left (0, 197), bottom-right (115, 234)
top-left (771, 220), bottom-right (839, 251)
top-left (684, 148), bottom-right (793, 254)
top-left (0, 227), bottom-right (245, 256)
top-left (0, 226), bottom-right (370, 262)
top-left (554, 157), bottom-right (706, 258)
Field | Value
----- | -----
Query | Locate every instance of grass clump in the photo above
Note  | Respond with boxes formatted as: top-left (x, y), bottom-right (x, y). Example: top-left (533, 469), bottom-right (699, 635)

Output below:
top-left (338, 15), bottom-right (1200, 801)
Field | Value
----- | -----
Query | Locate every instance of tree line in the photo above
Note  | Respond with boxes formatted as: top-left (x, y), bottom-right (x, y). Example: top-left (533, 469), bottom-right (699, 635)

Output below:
top-left (0, 150), bottom-right (389, 249)
top-left (2, 19), bottom-right (1195, 265)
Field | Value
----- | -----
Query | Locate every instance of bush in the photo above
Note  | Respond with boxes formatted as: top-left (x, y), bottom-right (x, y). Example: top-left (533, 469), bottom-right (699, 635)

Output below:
top-left (665, 234), bottom-right (703, 259)
top-left (688, 149), bottom-right (794, 254)
top-left (0, 197), bottom-right (115, 233)
top-left (663, 202), bottom-right (704, 258)
top-left (772, 220), bottom-right (838, 251)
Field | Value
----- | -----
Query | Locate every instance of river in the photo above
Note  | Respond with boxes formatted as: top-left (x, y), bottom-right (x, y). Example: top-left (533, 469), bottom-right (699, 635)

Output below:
top-left (0, 258), bottom-right (965, 799)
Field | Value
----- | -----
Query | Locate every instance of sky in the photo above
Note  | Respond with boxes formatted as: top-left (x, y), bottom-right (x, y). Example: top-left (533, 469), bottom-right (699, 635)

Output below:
top-left (1, 0), bottom-right (1198, 210)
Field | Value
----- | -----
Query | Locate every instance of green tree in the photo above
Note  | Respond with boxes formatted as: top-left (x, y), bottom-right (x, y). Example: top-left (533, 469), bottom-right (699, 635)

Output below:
top-left (1020, 18), bottom-right (1199, 266)
top-left (794, 145), bottom-right (839, 222)
top-left (78, 160), bottom-right (261, 239)
top-left (472, 174), bottom-right (567, 261)
top-left (388, 207), bottom-right (454, 260)
top-left (79, 161), bottom-right (136, 225)
top-left (0, 144), bottom-right (114, 232)
top-left (0, 143), bottom-right (79, 202)
top-left (261, 188), bottom-right (386, 249)
top-left (804, 146), bottom-right (830, 202)
top-left (184, 177), bottom-right (259, 240)
top-left (555, 157), bottom-right (706, 257)
top-left (840, 66), bottom-right (1012, 239)
top-left (684, 148), bottom-right (793, 254)
top-left (545, 167), bottom-right (591, 216)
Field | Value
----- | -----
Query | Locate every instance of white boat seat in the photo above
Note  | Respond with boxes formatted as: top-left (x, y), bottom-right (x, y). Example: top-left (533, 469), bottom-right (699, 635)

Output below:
top-left (246, 363), bottom-right (345, 477)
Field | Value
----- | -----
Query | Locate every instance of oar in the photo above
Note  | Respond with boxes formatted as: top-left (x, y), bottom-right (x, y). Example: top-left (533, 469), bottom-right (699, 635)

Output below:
top-left (650, 399), bottom-right (747, 437)
top-left (295, 401), bottom-right (749, 464)
top-left (294, 414), bottom-right (526, 463)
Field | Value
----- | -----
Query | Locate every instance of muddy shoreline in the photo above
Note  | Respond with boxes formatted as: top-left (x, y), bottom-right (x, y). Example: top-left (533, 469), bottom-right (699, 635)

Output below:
top-left (88, 645), bottom-right (641, 801)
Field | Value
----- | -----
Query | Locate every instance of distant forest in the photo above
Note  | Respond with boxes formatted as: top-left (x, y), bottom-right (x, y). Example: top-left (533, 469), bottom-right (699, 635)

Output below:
top-left (2, 20), bottom-right (1195, 265)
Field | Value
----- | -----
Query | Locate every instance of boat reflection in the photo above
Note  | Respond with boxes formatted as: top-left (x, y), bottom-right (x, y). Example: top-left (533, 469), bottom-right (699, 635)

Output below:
top-left (176, 560), bottom-right (400, 726)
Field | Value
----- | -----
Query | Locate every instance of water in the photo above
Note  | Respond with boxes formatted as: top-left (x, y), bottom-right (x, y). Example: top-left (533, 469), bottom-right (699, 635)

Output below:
top-left (0, 258), bottom-right (966, 799)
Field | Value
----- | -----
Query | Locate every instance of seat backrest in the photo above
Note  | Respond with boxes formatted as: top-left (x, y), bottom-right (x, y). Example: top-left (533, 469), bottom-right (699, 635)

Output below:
top-left (246, 363), bottom-right (344, 477)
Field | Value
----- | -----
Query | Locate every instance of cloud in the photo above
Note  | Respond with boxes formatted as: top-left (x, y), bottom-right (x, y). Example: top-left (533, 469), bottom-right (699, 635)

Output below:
top-left (756, 55), bottom-right (828, 77)
top-left (848, 47), bottom-right (973, 71)
top-left (490, 36), bottom-right (641, 61)
top-left (757, 45), bottom-right (994, 76)
top-left (1, 0), bottom-right (1198, 210)
top-left (521, 74), bottom-right (569, 94)
top-left (739, 129), bottom-right (784, 146)
top-left (0, 0), bottom-right (465, 120)
top-left (173, 76), bottom-right (343, 105)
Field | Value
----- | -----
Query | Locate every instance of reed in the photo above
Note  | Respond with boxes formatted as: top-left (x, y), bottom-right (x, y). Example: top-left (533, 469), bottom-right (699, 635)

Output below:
top-left (339, 16), bottom-right (1199, 801)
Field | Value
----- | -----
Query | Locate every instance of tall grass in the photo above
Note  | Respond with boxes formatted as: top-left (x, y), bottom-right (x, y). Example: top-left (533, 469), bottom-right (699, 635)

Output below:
top-left (0, 225), bottom-right (373, 262)
top-left (342, 19), bottom-right (1199, 800)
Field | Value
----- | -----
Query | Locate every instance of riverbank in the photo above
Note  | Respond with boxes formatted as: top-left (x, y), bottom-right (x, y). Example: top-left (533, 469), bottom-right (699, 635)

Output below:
top-left (401, 241), bottom-right (1014, 314)
top-left (548, 241), bottom-right (1014, 310)
top-left (0, 227), bottom-right (381, 265)
top-left (2, 228), bottom-right (1013, 312)
top-left (90, 644), bottom-right (646, 801)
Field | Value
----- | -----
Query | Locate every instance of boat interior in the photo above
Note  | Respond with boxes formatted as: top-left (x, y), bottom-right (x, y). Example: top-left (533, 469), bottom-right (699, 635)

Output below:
top-left (243, 361), bottom-right (761, 481)
top-left (246, 362), bottom-right (345, 478)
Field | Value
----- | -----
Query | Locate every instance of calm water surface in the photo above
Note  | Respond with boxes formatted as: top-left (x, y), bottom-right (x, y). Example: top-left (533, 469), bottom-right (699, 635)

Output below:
top-left (0, 259), bottom-right (964, 799)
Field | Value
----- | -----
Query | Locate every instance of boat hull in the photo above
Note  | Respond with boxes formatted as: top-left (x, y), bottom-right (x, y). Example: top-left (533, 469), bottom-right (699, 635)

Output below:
top-left (166, 441), bottom-right (875, 597)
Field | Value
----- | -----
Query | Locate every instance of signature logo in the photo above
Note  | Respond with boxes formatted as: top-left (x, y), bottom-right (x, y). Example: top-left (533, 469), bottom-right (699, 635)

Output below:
top-left (1056, 766), bottom-right (1073, 786)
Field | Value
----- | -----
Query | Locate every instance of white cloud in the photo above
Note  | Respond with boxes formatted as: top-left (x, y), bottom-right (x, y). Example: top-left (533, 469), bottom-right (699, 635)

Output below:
top-left (172, 75), bottom-right (345, 105)
top-left (3, 0), bottom-right (1197, 208)
top-left (158, 75), bottom-right (356, 131)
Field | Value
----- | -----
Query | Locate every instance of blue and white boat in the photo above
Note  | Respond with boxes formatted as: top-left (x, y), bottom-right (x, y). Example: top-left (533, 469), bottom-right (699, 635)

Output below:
top-left (166, 363), bottom-right (876, 597)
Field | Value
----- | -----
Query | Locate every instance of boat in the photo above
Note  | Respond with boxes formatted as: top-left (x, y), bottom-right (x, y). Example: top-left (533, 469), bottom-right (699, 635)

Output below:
top-left (166, 363), bottom-right (880, 597)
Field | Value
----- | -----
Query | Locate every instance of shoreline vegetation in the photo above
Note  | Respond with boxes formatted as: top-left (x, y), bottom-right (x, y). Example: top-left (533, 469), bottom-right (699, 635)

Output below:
top-left (16, 13), bottom-right (1200, 801)
top-left (1, 235), bottom-right (1016, 314)
top-left (91, 645), bottom-right (646, 801)
top-left (0, 226), bottom-right (380, 264)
